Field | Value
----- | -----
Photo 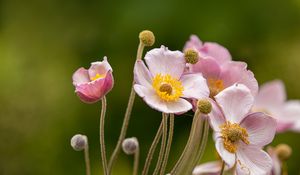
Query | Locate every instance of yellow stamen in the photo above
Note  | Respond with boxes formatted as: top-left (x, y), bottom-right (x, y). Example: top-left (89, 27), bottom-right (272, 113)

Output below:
top-left (152, 74), bottom-right (184, 102)
top-left (208, 78), bottom-right (224, 97)
top-left (220, 121), bottom-right (249, 153)
top-left (90, 73), bottom-right (105, 81)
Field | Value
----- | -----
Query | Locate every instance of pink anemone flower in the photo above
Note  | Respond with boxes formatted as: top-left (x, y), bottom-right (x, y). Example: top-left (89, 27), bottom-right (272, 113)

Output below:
top-left (209, 84), bottom-right (276, 175)
top-left (253, 80), bottom-right (300, 132)
top-left (134, 46), bottom-right (209, 114)
top-left (72, 57), bottom-right (114, 103)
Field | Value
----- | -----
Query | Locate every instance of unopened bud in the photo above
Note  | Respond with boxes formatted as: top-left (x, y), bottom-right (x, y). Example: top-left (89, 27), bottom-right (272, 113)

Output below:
top-left (139, 30), bottom-right (155, 46)
top-left (122, 137), bottom-right (139, 155)
top-left (184, 49), bottom-right (199, 64)
top-left (71, 134), bottom-right (87, 151)
top-left (197, 99), bottom-right (212, 114)
top-left (275, 144), bottom-right (292, 161)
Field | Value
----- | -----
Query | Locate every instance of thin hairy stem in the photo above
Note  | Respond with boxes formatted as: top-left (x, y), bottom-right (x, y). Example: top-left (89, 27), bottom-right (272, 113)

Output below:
top-left (84, 138), bottom-right (91, 175)
top-left (220, 160), bottom-right (225, 175)
top-left (160, 114), bottom-right (174, 175)
top-left (100, 96), bottom-right (108, 175)
top-left (133, 146), bottom-right (140, 175)
top-left (142, 120), bottom-right (164, 175)
top-left (108, 41), bottom-right (145, 174)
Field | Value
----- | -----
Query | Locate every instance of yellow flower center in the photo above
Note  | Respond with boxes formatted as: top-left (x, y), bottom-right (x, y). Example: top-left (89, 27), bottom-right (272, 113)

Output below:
top-left (208, 78), bottom-right (224, 97)
top-left (90, 73), bottom-right (105, 81)
top-left (152, 74), bottom-right (184, 102)
top-left (220, 121), bottom-right (250, 153)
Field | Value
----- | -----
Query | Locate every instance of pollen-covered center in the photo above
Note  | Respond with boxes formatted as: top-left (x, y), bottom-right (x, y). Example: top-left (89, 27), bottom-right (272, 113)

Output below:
top-left (152, 74), bottom-right (184, 102)
top-left (90, 73), bottom-right (105, 81)
top-left (208, 78), bottom-right (224, 97)
top-left (220, 122), bottom-right (249, 153)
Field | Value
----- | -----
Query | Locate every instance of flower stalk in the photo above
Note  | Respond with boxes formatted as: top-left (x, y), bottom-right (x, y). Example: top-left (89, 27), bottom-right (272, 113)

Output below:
top-left (133, 145), bottom-right (140, 175)
top-left (100, 96), bottom-right (108, 175)
top-left (84, 140), bottom-right (91, 175)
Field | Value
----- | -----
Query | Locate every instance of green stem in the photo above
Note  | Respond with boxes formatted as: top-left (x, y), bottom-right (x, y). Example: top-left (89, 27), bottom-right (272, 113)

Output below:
top-left (142, 120), bottom-right (164, 175)
top-left (84, 137), bottom-right (91, 175)
top-left (160, 114), bottom-right (174, 175)
top-left (133, 146), bottom-right (140, 175)
top-left (220, 160), bottom-right (225, 175)
top-left (108, 41), bottom-right (145, 174)
top-left (100, 97), bottom-right (108, 175)
top-left (153, 113), bottom-right (168, 175)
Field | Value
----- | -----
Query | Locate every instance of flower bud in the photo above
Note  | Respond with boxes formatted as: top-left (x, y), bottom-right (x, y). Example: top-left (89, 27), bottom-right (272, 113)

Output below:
top-left (275, 144), bottom-right (292, 161)
top-left (71, 134), bottom-right (87, 151)
top-left (184, 49), bottom-right (199, 64)
top-left (139, 30), bottom-right (155, 46)
top-left (197, 99), bottom-right (212, 114)
top-left (122, 137), bottom-right (139, 155)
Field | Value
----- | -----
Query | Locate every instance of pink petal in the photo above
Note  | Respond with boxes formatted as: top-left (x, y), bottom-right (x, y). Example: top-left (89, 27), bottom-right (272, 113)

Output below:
top-left (180, 73), bottom-right (209, 99)
top-left (240, 112), bottom-right (276, 147)
top-left (236, 145), bottom-right (272, 175)
top-left (72, 68), bottom-right (90, 85)
top-left (189, 58), bottom-right (221, 79)
top-left (200, 42), bottom-right (232, 64)
top-left (88, 57), bottom-right (112, 78)
top-left (134, 60), bottom-right (153, 88)
top-left (144, 46), bottom-right (185, 79)
top-left (215, 84), bottom-right (254, 123)
top-left (220, 61), bottom-right (258, 96)
top-left (183, 35), bottom-right (203, 51)
top-left (208, 100), bottom-right (226, 132)
top-left (215, 138), bottom-right (236, 168)
top-left (193, 161), bottom-right (223, 175)
top-left (283, 100), bottom-right (300, 132)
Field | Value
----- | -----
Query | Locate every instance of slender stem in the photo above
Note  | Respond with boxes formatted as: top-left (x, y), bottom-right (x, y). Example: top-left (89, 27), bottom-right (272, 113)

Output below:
top-left (220, 160), bottom-right (225, 175)
top-left (100, 97), bottom-right (108, 175)
top-left (84, 137), bottom-right (91, 175)
top-left (108, 41), bottom-right (145, 174)
top-left (142, 120), bottom-right (164, 175)
top-left (133, 146), bottom-right (140, 175)
top-left (153, 113), bottom-right (168, 175)
top-left (160, 114), bottom-right (174, 175)
top-left (282, 161), bottom-right (288, 175)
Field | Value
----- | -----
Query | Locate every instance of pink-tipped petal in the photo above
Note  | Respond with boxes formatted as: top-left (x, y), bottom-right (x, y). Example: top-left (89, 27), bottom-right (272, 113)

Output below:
top-left (215, 138), bottom-right (236, 168)
top-left (193, 161), bottom-right (223, 175)
top-left (88, 57), bottom-right (112, 78)
top-left (72, 68), bottom-right (90, 85)
top-left (134, 60), bottom-right (153, 88)
top-left (184, 35), bottom-right (203, 51)
top-left (101, 70), bottom-right (114, 96)
top-left (180, 73), bottom-right (209, 99)
top-left (75, 79), bottom-right (105, 103)
top-left (220, 61), bottom-right (258, 96)
top-left (240, 112), bottom-right (276, 147)
top-left (189, 58), bottom-right (221, 79)
top-left (145, 46), bottom-right (185, 79)
top-left (236, 145), bottom-right (272, 175)
top-left (215, 84), bottom-right (254, 123)
top-left (208, 100), bottom-right (226, 132)
top-left (200, 42), bottom-right (232, 64)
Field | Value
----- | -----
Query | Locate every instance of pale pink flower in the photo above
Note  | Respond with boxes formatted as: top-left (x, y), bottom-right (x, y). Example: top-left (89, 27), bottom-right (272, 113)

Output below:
top-left (253, 80), bottom-right (300, 132)
top-left (209, 84), bottom-right (276, 175)
top-left (193, 161), bottom-right (229, 175)
top-left (134, 46), bottom-right (209, 114)
top-left (72, 57), bottom-right (114, 103)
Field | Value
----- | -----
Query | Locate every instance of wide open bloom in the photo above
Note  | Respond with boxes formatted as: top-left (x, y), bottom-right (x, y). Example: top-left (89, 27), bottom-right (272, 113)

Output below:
top-left (134, 46), bottom-right (209, 114)
top-left (209, 84), bottom-right (276, 175)
top-left (253, 80), bottom-right (300, 132)
top-left (72, 57), bottom-right (114, 103)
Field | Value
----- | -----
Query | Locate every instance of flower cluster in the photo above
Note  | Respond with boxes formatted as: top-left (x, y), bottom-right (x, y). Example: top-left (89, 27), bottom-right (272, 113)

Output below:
top-left (70, 31), bottom-right (300, 175)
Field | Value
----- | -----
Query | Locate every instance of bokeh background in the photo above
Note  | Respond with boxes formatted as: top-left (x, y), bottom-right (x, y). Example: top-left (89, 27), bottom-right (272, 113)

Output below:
top-left (1, 0), bottom-right (300, 174)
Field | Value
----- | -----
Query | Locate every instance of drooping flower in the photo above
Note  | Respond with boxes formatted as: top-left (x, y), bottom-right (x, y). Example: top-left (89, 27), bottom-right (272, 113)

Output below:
top-left (253, 80), bottom-right (300, 132)
top-left (134, 46), bottom-right (209, 114)
top-left (209, 84), bottom-right (276, 174)
top-left (72, 57), bottom-right (114, 103)
top-left (193, 161), bottom-right (229, 175)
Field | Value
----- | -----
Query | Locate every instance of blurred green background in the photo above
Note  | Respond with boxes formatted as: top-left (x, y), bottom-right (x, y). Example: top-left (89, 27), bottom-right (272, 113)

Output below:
top-left (1, 0), bottom-right (300, 174)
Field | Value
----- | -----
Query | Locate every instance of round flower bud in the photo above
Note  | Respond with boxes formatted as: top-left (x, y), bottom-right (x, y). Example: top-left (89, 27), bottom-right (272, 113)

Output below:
top-left (184, 49), bottom-right (199, 64)
top-left (122, 137), bottom-right (139, 155)
top-left (197, 99), bottom-right (212, 114)
top-left (139, 30), bottom-right (155, 46)
top-left (275, 144), bottom-right (292, 161)
top-left (71, 134), bottom-right (87, 151)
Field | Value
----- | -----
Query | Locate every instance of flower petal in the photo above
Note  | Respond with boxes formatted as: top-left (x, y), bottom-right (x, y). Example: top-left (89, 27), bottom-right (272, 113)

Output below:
top-left (208, 100), bottom-right (226, 132)
top-left (193, 161), bottom-right (222, 175)
top-left (72, 68), bottom-right (90, 85)
top-left (184, 35), bottom-right (203, 51)
top-left (283, 100), bottom-right (300, 132)
top-left (88, 57), bottom-right (112, 78)
top-left (189, 58), bottom-right (221, 79)
top-left (75, 79), bottom-right (105, 103)
top-left (215, 138), bottom-right (236, 168)
top-left (215, 84), bottom-right (254, 123)
top-left (200, 42), bottom-right (232, 64)
top-left (145, 46), bottom-right (185, 79)
top-left (220, 61), bottom-right (258, 96)
top-left (180, 73), bottom-right (209, 99)
top-left (240, 112), bottom-right (276, 147)
top-left (134, 60), bottom-right (153, 88)
top-left (236, 145), bottom-right (272, 175)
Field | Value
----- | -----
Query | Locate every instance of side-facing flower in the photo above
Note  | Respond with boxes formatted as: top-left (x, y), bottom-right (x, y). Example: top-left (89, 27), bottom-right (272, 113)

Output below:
top-left (253, 80), bottom-right (300, 132)
top-left (209, 84), bottom-right (276, 174)
top-left (134, 46), bottom-right (209, 114)
top-left (72, 57), bottom-right (114, 103)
